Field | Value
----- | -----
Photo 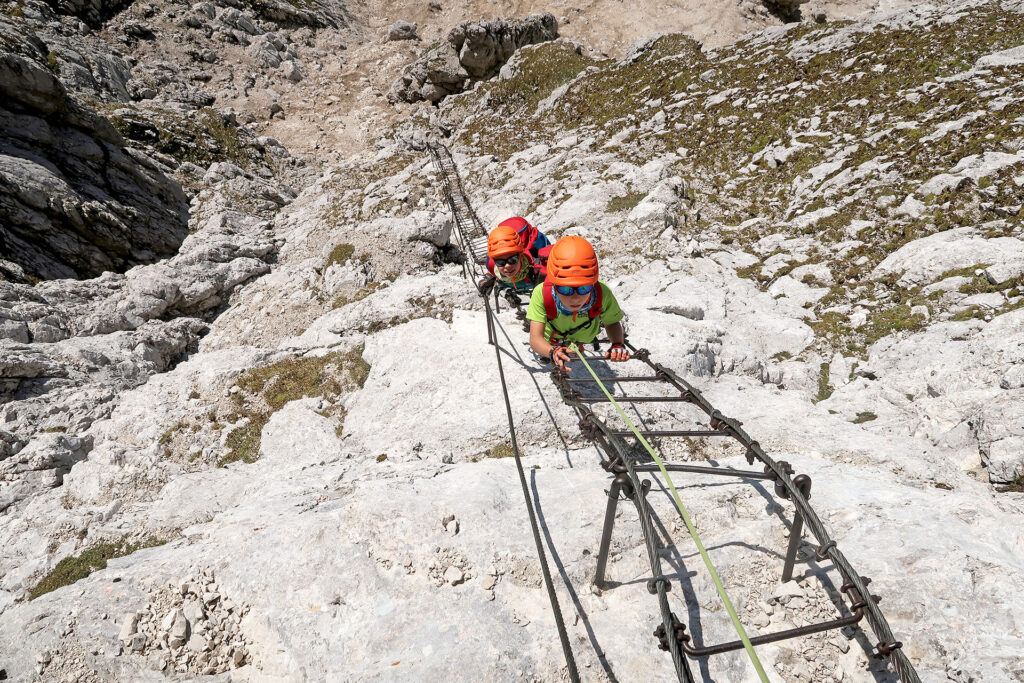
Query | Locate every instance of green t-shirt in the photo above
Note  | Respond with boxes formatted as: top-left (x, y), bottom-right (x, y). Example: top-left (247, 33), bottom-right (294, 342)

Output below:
top-left (526, 281), bottom-right (624, 343)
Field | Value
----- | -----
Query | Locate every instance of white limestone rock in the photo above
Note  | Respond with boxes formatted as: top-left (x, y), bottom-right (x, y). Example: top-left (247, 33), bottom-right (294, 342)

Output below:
top-left (872, 228), bottom-right (1024, 286)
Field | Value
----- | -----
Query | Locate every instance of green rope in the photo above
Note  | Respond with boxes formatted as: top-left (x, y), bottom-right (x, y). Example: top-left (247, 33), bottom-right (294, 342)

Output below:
top-left (571, 345), bottom-right (769, 682)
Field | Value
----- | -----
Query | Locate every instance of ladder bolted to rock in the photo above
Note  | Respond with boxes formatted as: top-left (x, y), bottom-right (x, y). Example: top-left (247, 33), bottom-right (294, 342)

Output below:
top-left (426, 138), bottom-right (920, 683)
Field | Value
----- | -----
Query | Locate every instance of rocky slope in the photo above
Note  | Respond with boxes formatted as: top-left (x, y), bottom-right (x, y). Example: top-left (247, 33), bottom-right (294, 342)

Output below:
top-left (2, 0), bottom-right (1024, 681)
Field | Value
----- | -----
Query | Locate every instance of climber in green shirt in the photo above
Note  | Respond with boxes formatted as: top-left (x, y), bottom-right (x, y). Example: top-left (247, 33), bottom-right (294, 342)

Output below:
top-left (525, 236), bottom-right (630, 372)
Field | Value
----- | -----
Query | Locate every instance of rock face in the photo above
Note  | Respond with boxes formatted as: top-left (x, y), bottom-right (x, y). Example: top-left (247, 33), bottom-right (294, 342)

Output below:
top-left (0, 20), bottom-right (189, 283)
top-left (389, 14), bottom-right (559, 104)
top-left (3, 0), bottom-right (1024, 682)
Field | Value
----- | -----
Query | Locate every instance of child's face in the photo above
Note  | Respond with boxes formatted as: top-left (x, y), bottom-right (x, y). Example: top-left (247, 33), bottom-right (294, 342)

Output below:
top-left (560, 291), bottom-right (590, 312)
top-left (496, 254), bottom-right (522, 277)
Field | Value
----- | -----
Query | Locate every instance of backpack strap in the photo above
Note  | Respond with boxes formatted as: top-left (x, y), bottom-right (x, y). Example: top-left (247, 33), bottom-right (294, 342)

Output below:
top-left (589, 283), bottom-right (603, 319)
top-left (525, 245), bottom-right (551, 279)
top-left (542, 280), bottom-right (557, 320)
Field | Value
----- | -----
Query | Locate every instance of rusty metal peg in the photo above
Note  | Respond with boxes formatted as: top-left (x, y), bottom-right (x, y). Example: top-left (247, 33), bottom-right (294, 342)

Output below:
top-left (793, 474), bottom-right (812, 500)
top-left (765, 461), bottom-right (795, 499)
top-left (559, 385), bottom-right (583, 403)
top-left (874, 641), bottom-right (903, 657)
top-left (710, 414), bottom-right (740, 443)
top-left (613, 472), bottom-right (635, 499)
top-left (744, 440), bottom-right (760, 465)
top-left (600, 455), bottom-right (626, 474)
top-left (840, 576), bottom-right (870, 597)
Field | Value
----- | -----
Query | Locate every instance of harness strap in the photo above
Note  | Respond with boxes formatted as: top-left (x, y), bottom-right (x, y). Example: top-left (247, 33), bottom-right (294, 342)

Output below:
top-left (549, 315), bottom-right (598, 342)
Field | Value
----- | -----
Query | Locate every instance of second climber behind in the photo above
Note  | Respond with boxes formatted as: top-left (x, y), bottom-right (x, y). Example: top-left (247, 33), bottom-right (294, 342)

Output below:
top-left (477, 217), bottom-right (549, 299)
top-left (526, 235), bottom-right (631, 372)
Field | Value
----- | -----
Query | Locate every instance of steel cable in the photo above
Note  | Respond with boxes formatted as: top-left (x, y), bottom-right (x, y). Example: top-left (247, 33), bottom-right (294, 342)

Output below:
top-left (484, 300), bottom-right (581, 681)
top-left (431, 139), bottom-right (580, 678)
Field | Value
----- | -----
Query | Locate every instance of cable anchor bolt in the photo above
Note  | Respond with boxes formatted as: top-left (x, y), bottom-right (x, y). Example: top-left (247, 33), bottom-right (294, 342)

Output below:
top-left (653, 612), bottom-right (690, 652)
top-left (815, 539), bottom-right (838, 560)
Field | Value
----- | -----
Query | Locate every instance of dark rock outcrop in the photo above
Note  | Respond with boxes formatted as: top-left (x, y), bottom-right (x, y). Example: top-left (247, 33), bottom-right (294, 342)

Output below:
top-left (0, 19), bottom-right (189, 283)
top-left (389, 13), bottom-right (558, 104)
top-left (42, 0), bottom-right (136, 28)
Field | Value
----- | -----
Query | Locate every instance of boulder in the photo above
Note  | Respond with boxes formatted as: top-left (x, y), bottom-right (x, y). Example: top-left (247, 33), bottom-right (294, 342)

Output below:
top-left (389, 14), bottom-right (557, 104)
top-left (385, 21), bottom-right (418, 42)
top-left (280, 59), bottom-right (304, 83)
top-left (985, 436), bottom-right (1024, 484)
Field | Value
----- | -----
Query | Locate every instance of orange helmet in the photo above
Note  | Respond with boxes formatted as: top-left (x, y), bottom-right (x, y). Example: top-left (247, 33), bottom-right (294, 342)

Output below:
top-left (487, 223), bottom-right (525, 258)
top-left (547, 236), bottom-right (598, 286)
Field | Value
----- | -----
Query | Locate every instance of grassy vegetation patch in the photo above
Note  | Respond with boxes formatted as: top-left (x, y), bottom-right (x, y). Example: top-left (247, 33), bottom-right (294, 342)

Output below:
top-left (950, 305), bottom-right (986, 322)
top-left (29, 536), bottom-right (167, 600)
top-left (218, 413), bottom-right (270, 466)
top-left (852, 411), bottom-right (878, 424)
top-left (326, 243), bottom-right (356, 267)
top-left (811, 311), bottom-right (864, 357)
top-left (860, 304), bottom-right (927, 346)
top-left (331, 282), bottom-right (383, 309)
top-left (606, 191), bottom-right (647, 212)
top-left (486, 442), bottom-right (515, 459)
top-left (237, 349), bottom-right (371, 412)
top-left (358, 295), bottom-right (454, 334)
top-left (995, 474), bottom-right (1024, 493)
top-left (815, 362), bottom-right (833, 403)
top-left (218, 349), bottom-right (371, 466)
top-left (106, 106), bottom-right (254, 168)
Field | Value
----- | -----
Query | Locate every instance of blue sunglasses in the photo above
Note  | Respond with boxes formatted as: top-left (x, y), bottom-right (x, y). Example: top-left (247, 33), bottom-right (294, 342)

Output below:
top-left (555, 284), bottom-right (594, 296)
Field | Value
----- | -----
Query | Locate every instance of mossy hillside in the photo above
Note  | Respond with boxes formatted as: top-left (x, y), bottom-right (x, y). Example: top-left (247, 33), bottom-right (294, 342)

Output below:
top-left (453, 40), bottom-right (600, 157)
top-left (29, 536), bottom-right (167, 600)
top-left (445, 5), bottom-right (1024, 355)
top-left (484, 41), bottom-right (593, 113)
